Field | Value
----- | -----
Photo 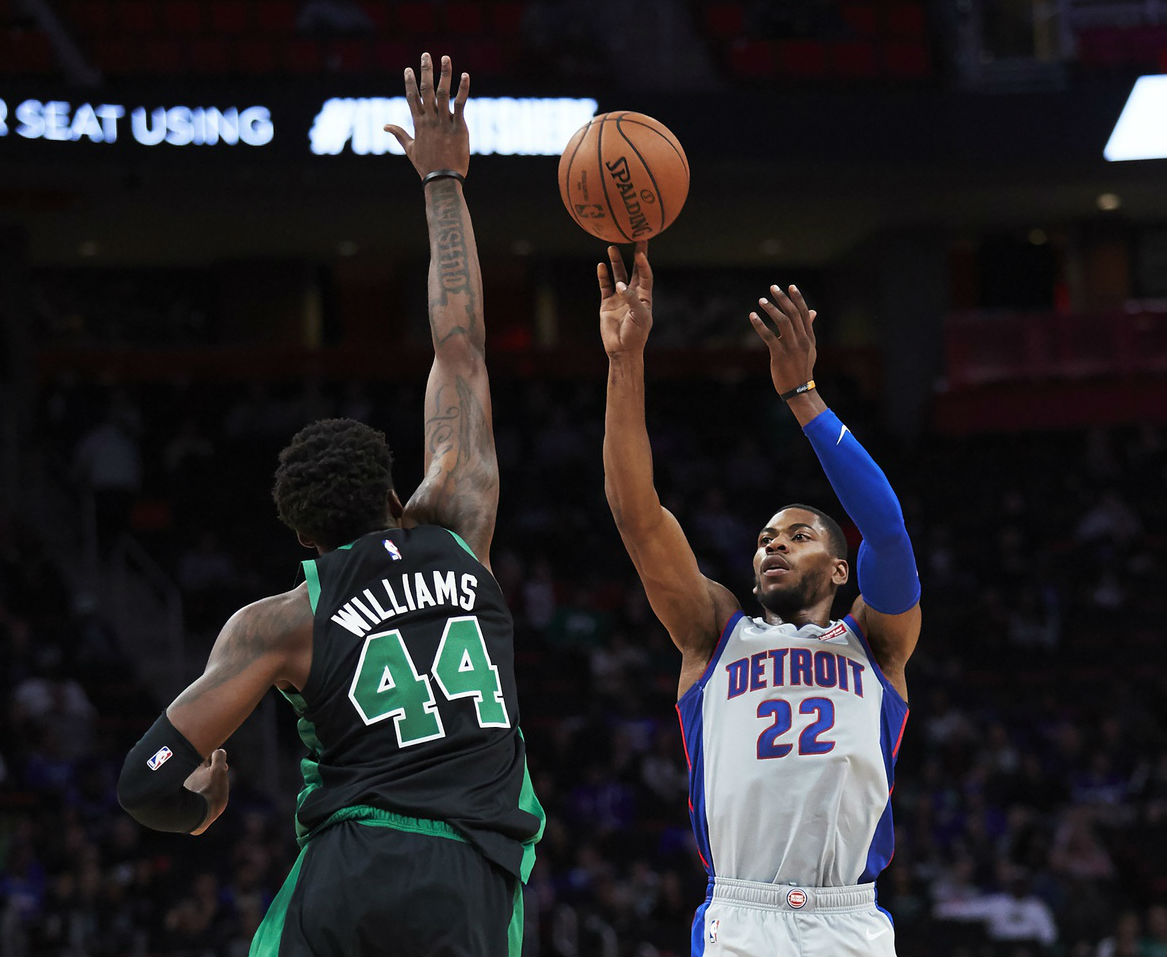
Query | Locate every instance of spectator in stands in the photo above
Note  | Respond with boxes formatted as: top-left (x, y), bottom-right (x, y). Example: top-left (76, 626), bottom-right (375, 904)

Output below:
top-left (1097, 910), bottom-right (1141, 957)
top-left (12, 658), bottom-right (98, 761)
top-left (176, 530), bottom-right (241, 633)
top-left (935, 864), bottom-right (1058, 950)
top-left (1051, 807), bottom-right (1115, 882)
top-left (1076, 488), bottom-right (1142, 546)
top-left (72, 393), bottom-right (143, 552)
top-left (6, 347), bottom-right (1167, 957)
top-left (1141, 905), bottom-right (1167, 957)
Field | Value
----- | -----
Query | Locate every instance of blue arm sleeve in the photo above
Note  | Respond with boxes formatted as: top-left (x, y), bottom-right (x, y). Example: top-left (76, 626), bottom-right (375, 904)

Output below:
top-left (802, 408), bottom-right (921, 615)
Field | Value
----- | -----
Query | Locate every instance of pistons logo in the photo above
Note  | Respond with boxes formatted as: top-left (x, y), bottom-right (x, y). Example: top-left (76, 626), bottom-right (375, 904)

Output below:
top-left (786, 888), bottom-right (807, 909)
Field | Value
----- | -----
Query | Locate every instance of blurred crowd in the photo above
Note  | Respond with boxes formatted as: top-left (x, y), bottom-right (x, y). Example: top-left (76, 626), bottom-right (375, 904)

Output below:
top-left (1, 367), bottom-right (1165, 956)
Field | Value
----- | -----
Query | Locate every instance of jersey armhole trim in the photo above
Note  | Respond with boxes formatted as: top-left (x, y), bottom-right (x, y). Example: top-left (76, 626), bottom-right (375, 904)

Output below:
top-left (302, 560), bottom-right (321, 613)
top-left (844, 613), bottom-right (908, 709)
top-left (680, 609), bottom-right (744, 708)
top-left (444, 528), bottom-right (478, 561)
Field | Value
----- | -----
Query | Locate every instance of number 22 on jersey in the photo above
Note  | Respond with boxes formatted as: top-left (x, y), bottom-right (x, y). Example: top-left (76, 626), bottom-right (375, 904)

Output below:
top-left (756, 696), bottom-right (836, 759)
top-left (348, 615), bottom-right (510, 747)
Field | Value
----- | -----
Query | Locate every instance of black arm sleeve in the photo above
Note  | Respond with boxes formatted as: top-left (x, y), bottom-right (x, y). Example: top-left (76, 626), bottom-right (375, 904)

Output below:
top-left (117, 712), bottom-right (209, 833)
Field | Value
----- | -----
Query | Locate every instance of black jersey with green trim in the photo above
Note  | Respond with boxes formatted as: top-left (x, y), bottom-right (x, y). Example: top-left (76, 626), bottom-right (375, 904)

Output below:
top-left (284, 525), bottom-right (543, 880)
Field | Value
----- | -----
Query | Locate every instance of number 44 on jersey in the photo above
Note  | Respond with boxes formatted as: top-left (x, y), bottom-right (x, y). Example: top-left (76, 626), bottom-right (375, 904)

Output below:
top-left (349, 616), bottom-right (510, 747)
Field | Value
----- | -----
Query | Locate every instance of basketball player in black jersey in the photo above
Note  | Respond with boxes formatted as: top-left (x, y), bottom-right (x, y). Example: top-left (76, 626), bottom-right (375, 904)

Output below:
top-left (117, 54), bottom-right (544, 957)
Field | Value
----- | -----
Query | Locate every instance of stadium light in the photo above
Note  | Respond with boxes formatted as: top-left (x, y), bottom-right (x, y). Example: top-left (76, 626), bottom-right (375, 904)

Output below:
top-left (1103, 74), bottom-right (1167, 162)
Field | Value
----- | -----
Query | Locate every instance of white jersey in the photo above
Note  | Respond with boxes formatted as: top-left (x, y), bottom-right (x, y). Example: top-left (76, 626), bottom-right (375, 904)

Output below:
top-left (676, 611), bottom-right (909, 888)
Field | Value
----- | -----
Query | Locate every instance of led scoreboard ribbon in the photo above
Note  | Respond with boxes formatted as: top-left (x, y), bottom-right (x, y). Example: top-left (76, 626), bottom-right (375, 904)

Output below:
top-left (0, 95), bottom-right (598, 155)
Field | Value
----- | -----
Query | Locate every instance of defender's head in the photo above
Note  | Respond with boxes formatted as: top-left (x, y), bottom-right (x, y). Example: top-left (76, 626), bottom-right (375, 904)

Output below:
top-left (752, 504), bottom-right (849, 621)
top-left (272, 418), bottom-right (402, 552)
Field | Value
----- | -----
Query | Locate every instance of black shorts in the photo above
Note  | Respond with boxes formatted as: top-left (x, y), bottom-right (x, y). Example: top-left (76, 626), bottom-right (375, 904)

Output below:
top-left (250, 813), bottom-right (521, 957)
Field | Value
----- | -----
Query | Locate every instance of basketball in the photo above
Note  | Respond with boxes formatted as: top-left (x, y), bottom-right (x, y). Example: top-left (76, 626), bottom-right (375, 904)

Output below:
top-left (557, 111), bottom-right (689, 243)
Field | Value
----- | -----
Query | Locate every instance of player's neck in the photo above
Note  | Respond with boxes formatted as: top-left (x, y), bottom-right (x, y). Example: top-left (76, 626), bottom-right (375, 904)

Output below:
top-left (762, 605), bottom-right (833, 629)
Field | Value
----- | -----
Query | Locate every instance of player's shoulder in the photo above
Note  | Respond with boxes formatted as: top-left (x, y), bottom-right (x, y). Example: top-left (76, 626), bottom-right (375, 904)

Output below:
top-left (225, 583), bottom-right (313, 651)
top-left (401, 522), bottom-right (489, 566)
top-left (848, 594), bottom-right (921, 649)
top-left (709, 579), bottom-right (743, 629)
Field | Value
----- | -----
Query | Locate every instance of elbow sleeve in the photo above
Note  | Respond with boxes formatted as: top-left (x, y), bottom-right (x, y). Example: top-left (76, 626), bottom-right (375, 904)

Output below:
top-left (803, 409), bottom-right (920, 614)
top-left (117, 713), bottom-right (208, 834)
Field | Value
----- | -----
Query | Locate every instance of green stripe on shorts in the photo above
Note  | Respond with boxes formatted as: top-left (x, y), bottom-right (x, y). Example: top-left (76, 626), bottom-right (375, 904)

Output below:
top-left (507, 880), bottom-right (525, 957)
top-left (249, 842), bottom-right (308, 957)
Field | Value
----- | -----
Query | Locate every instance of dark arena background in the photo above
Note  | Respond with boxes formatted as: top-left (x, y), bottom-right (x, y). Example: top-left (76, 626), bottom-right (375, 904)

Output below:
top-left (2, 2), bottom-right (1166, 955)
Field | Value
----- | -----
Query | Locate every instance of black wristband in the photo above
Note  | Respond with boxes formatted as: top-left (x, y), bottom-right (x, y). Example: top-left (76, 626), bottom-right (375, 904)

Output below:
top-left (422, 168), bottom-right (466, 186)
top-left (118, 713), bottom-right (209, 833)
top-left (780, 379), bottom-right (816, 401)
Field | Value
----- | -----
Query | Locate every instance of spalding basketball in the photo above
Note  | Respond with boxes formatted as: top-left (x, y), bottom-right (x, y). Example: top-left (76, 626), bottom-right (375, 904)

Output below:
top-left (558, 111), bottom-right (689, 243)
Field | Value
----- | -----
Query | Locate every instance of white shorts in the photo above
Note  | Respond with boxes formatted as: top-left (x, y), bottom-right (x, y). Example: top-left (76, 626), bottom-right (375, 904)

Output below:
top-left (693, 877), bottom-right (896, 957)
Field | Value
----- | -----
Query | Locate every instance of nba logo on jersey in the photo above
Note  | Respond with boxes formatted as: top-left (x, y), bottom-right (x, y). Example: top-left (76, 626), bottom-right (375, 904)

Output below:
top-left (383, 539), bottom-right (403, 560)
top-left (147, 746), bottom-right (173, 771)
top-left (708, 919), bottom-right (719, 943)
top-left (786, 888), bottom-right (808, 909)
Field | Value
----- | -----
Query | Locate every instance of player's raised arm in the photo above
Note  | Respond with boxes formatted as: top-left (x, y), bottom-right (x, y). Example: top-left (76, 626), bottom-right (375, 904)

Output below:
top-left (385, 53), bottom-right (498, 568)
top-left (600, 243), bottom-right (739, 694)
top-left (750, 285), bottom-right (922, 700)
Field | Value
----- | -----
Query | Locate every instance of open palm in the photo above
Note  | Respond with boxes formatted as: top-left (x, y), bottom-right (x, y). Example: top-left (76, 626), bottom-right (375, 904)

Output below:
top-left (597, 242), bottom-right (654, 357)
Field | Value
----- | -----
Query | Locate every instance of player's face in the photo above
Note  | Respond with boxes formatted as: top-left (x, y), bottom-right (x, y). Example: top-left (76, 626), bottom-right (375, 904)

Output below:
top-left (752, 509), bottom-right (842, 616)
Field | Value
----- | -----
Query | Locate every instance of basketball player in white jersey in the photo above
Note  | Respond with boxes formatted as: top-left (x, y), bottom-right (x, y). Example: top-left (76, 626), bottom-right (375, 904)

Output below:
top-left (597, 242), bottom-right (921, 957)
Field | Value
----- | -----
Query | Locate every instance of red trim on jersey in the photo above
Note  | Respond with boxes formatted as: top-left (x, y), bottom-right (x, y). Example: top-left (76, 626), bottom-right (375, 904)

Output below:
top-left (675, 704), bottom-right (693, 772)
top-left (674, 703), bottom-right (711, 871)
top-left (844, 612), bottom-right (909, 709)
top-left (892, 708), bottom-right (910, 758)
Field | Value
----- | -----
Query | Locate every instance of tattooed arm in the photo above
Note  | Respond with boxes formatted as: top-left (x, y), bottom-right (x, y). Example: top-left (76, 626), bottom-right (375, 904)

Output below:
top-left (158, 585), bottom-right (314, 833)
top-left (409, 178), bottom-right (497, 562)
top-left (386, 54), bottom-right (497, 567)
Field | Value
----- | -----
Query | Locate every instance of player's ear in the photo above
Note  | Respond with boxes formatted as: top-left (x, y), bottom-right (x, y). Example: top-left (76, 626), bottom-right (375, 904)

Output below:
top-left (388, 490), bottom-right (405, 520)
top-left (832, 558), bottom-right (849, 587)
top-left (296, 531), bottom-right (316, 550)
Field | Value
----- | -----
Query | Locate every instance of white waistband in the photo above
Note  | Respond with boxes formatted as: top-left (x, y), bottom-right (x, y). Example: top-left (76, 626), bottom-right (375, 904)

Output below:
top-left (711, 877), bottom-right (877, 913)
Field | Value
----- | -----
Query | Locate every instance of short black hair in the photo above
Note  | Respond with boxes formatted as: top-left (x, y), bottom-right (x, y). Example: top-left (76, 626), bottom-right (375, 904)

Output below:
top-left (773, 503), bottom-right (848, 559)
top-left (272, 418), bottom-right (394, 549)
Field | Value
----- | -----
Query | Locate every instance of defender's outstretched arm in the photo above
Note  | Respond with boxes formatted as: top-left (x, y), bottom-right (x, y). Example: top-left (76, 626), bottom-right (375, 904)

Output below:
top-left (386, 53), bottom-right (498, 568)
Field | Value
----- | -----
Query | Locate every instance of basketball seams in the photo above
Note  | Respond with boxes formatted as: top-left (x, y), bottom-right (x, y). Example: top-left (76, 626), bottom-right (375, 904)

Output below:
top-left (615, 116), bottom-right (689, 174)
top-left (559, 122), bottom-right (592, 232)
top-left (596, 113), bottom-right (634, 243)
top-left (614, 116), bottom-right (667, 234)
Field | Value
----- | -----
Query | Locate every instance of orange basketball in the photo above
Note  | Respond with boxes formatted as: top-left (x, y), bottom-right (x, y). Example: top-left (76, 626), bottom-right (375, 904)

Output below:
top-left (557, 111), bottom-right (689, 243)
